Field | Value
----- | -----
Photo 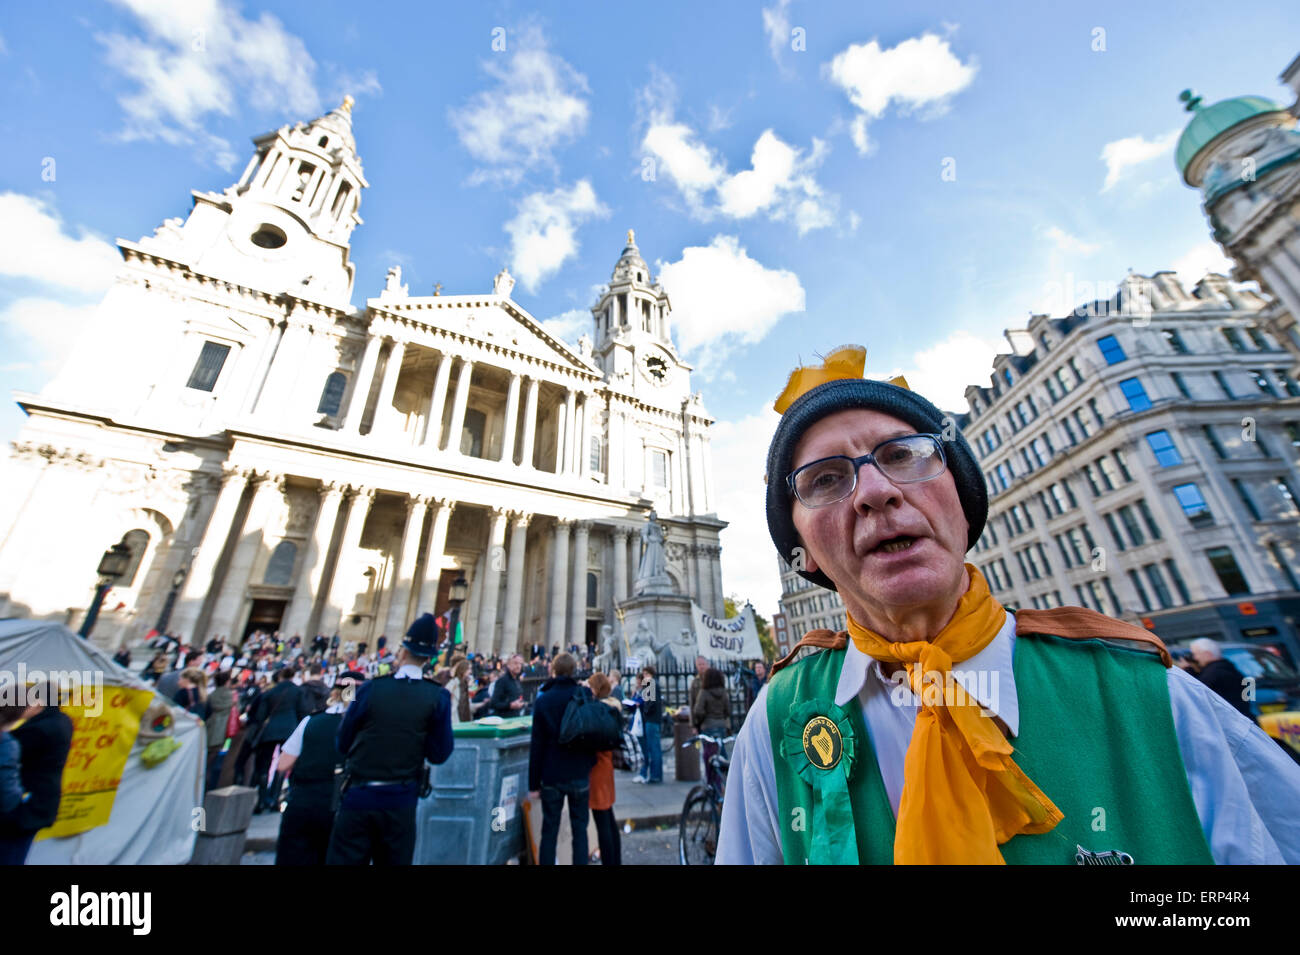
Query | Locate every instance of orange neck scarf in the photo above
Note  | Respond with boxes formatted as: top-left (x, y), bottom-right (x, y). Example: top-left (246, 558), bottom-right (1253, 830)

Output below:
top-left (846, 564), bottom-right (1063, 864)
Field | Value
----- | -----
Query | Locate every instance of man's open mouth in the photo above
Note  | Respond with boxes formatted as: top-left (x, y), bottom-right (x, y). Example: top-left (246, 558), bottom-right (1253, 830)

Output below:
top-left (872, 535), bottom-right (918, 554)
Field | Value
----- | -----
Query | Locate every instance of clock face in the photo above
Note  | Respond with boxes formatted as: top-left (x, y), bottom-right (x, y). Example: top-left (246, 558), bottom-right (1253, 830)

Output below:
top-left (643, 354), bottom-right (669, 385)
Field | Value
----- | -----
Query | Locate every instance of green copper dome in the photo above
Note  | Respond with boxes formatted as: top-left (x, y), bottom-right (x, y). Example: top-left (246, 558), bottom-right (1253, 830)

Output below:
top-left (1176, 94), bottom-right (1287, 176)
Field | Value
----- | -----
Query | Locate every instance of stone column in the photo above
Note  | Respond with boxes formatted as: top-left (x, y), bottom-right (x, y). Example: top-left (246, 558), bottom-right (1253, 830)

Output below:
top-left (257, 318), bottom-right (313, 426)
top-left (242, 321), bottom-right (285, 415)
top-left (564, 388), bottom-right (578, 475)
top-left (500, 512), bottom-right (531, 654)
top-left (384, 495), bottom-right (429, 638)
top-left (476, 508), bottom-right (509, 654)
top-left (576, 394), bottom-right (590, 478)
top-left (548, 519), bottom-right (572, 649)
top-left (554, 393), bottom-right (569, 474)
top-left (612, 527), bottom-right (629, 604)
top-left (627, 531), bottom-right (639, 598)
top-left (569, 521), bottom-right (591, 649)
top-left (282, 482), bottom-right (345, 638)
top-left (172, 468), bottom-right (250, 642)
top-left (323, 487), bottom-right (374, 632)
top-left (500, 371), bottom-right (522, 464)
top-left (208, 474), bottom-right (285, 639)
top-left (690, 543), bottom-right (704, 605)
top-left (343, 333), bottom-right (383, 433)
top-left (446, 358), bottom-right (474, 453)
top-left (710, 545), bottom-right (724, 617)
top-left (520, 377), bottom-right (540, 468)
top-left (411, 498), bottom-right (453, 615)
top-left (609, 408), bottom-right (625, 490)
top-left (370, 339), bottom-right (406, 437)
top-left (422, 352), bottom-right (453, 449)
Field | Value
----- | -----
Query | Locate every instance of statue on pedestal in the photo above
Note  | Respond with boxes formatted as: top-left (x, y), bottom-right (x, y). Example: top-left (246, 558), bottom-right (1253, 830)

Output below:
top-left (634, 510), bottom-right (673, 595)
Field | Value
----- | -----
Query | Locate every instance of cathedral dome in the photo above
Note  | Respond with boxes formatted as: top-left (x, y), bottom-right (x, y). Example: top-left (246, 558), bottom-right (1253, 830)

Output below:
top-left (1176, 93), bottom-right (1287, 179)
top-left (612, 229), bottom-right (651, 284)
top-left (308, 95), bottom-right (358, 157)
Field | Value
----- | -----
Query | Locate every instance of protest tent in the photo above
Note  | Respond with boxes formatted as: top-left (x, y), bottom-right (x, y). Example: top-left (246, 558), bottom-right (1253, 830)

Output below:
top-left (0, 618), bottom-right (204, 864)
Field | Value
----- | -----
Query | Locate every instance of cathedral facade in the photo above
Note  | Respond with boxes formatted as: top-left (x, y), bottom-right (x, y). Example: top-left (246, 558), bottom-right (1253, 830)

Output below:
top-left (0, 98), bottom-right (727, 653)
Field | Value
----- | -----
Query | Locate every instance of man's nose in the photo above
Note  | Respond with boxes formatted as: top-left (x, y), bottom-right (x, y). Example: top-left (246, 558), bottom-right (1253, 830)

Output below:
top-left (851, 458), bottom-right (902, 512)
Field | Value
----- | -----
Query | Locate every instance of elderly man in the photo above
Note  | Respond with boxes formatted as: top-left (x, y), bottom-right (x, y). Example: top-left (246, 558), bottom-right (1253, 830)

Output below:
top-left (717, 346), bottom-right (1300, 865)
top-left (1188, 638), bottom-right (1254, 721)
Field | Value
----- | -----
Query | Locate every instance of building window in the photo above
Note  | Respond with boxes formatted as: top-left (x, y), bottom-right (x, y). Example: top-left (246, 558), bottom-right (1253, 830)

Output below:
top-left (1276, 477), bottom-right (1299, 512)
top-left (1212, 370), bottom-right (1236, 399)
top-left (1036, 542), bottom-right (1053, 576)
top-left (1103, 512), bottom-right (1127, 551)
top-left (461, 408), bottom-right (486, 458)
top-left (1068, 358), bottom-right (1084, 385)
top-left (1112, 448), bottom-right (1131, 481)
top-left (1254, 430), bottom-right (1274, 458)
top-left (1250, 369), bottom-right (1278, 398)
top-left (1003, 369), bottom-right (1013, 388)
top-left (1082, 464), bottom-right (1103, 497)
top-left (590, 435), bottom-right (604, 473)
top-left (1118, 378), bottom-right (1151, 412)
top-left (1118, 506), bottom-right (1145, 547)
top-left (186, 341), bottom-right (231, 392)
top-left (1102, 577), bottom-right (1122, 616)
top-left (1046, 377), bottom-right (1059, 402)
top-left (1066, 528), bottom-right (1088, 566)
top-left (1097, 335), bottom-right (1127, 365)
top-left (650, 449), bottom-right (668, 488)
top-left (1245, 325), bottom-right (1270, 350)
top-left (1163, 560), bottom-right (1192, 604)
top-left (1172, 483), bottom-right (1211, 523)
top-left (316, 371), bottom-right (347, 416)
top-left (264, 541), bottom-right (297, 586)
top-left (587, 572), bottom-right (599, 608)
top-left (1095, 456), bottom-right (1119, 491)
top-left (1170, 372), bottom-right (1192, 400)
top-left (1145, 430), bottom-right (1181, 467)
top-left (1055, 535), bottom-right (1073, 569)
top-left (1136, 500), bottom-right (1162, 540)
top-left (1062, 416), bottom-right (1078, 445)
top-left (1054, 367), bottom-right (1073, 397)
top-left (1161, 329), bottom-right (1189, 354)
top-left (1232, 479), bottom-right (1261, 520)
top-left (1089, 398), bottom-right (1105, 426)
top-left (1220, 327), bottom-right (1247, 352)
top-left (1142, 564), bottom-right (1171, 608)
top-left (1277, 371), bottom-right (1300, 398)
top-left (1202, 425), bottom-right (1227, 459)
top-left (1206, 547), bottom-right (1250, 596)
top-left (1073, 408), bottom-right (1092, 439)
top-left (1127, 569), bottom-right (1153, 612)
top-left (1267, 542), bottom-right (1300, 592)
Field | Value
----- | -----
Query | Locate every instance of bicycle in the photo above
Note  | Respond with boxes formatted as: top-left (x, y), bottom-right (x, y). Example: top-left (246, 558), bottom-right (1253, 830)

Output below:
top-left (678, 733), bottom-right (735, 865)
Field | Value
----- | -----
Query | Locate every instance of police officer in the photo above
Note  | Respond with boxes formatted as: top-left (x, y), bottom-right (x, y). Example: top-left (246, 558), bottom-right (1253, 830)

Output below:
top-left (273, 669), bottom-right (364, 865)
top-left (326, 614), bottom-right (454, 865)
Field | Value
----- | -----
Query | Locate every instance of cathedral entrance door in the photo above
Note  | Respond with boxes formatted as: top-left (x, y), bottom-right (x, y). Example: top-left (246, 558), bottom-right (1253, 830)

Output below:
top-left (243, 599), bottom-right (287, 643)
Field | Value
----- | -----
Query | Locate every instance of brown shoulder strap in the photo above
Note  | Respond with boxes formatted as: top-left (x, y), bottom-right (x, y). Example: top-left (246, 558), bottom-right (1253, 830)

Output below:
top-left (770, 629), bottom-right (848, 678)
top-left (1013, 607), bottom-right (1172, 668)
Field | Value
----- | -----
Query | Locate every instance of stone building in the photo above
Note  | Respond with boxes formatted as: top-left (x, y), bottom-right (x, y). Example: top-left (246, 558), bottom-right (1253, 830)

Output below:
top-left (1176, 52), bottom-right (1300, 380)
top-left (960, 272), bottom-right (1300, 657)
top-left (0, 98), bottom-right (726, 652)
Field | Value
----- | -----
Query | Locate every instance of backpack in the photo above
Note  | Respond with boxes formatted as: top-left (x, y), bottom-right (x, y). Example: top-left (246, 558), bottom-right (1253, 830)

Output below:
top-left (558, 687), bottom-right (622, 752)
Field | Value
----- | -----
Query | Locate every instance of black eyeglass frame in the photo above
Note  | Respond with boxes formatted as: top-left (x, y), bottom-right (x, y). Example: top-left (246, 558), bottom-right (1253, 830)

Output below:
top-left (786, 433), bottom-right (948, 508)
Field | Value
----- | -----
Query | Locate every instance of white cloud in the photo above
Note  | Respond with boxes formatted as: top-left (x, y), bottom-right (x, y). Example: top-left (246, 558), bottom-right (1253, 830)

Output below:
top-left (504, 180), bottom-right (609, 293)
top-left (762, 0), bottom-right (794, 69)
top-left (1099, 129), bottom-right (1178, 192)
top-left (901, 330), bottom-right (1003, 414)
top-left (710, 405), bottom-right (784, 619)
top-left (450, 27), bottom-right (589, 186)
top-left (97, 0), bottom-right (351, 170)
top-left (641, 79), bottom-right (838, 233)
top-left (538, 307), bottom-right (591, 346)
top-left (657, 235), bottom-right (805, 374)
top-left (0, 193), bottom-right (121, 294)
top-left (1043, 225), bottom-right (1100, 256)
top-left (1171, 241), bottom-right (1235, 288)
top-left (826, 33), bottom-right (977, 155)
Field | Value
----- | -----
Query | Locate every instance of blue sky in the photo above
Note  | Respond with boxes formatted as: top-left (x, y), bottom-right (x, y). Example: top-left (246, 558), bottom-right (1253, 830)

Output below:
top-left (1, 1), bottom-right (1297, 616)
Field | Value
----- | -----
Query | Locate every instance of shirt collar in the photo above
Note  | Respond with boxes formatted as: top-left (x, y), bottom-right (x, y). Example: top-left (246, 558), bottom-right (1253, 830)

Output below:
top-left (834, 609), bottom-right (1020, 736)
top-left (395, 663), bottom-right (424, 680)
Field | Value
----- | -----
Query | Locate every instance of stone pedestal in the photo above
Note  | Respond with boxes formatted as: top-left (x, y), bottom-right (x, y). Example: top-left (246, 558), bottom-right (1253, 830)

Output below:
top-left (190, 785), bottom-right (258, 865)
top-left (618, 592), bottom-right (694, 671)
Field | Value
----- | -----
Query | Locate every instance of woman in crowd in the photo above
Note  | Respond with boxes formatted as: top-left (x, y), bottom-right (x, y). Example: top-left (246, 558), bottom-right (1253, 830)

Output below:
top-left (586, 673), bottom-right (622, 864)
top-left (633, 665), bottom-right (662, 784)
top-left (204, 670), bottom-right (236, 790)
top-left (173, 667), bottom-right (208, 719)
top-left (691, 667), bottom-right (731, 792)
top-left (447, 657), bottom-right (473, 724)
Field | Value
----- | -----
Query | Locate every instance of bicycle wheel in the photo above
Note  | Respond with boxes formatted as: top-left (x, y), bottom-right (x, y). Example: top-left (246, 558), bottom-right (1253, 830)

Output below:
top-left (678, 788), bottom-right (720, 865)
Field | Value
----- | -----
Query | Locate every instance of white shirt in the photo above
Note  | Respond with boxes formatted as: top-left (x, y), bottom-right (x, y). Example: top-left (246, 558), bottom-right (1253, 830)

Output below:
top-left (717, 612), bottom-right (1300, 864)
top-left (281, 702), bottom-right (347, 758)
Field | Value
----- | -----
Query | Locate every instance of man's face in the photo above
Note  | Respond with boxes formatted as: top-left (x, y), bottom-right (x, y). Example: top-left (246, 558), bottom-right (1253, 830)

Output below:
top-left (695, 657), bottom-right (708, 676)
top-left (509, 657), bottom-right (523, 676)
top-left (790, 409), bottom-right (969, 623)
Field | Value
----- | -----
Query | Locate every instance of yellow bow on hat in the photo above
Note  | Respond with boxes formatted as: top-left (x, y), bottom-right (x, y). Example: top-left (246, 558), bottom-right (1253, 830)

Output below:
top-left (773, 345), bottom-right (911, 414)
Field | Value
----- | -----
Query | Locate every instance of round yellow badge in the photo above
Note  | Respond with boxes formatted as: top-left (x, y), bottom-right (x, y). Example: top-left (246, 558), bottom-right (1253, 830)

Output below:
top-left (801, 715), bottom-right (843, 770)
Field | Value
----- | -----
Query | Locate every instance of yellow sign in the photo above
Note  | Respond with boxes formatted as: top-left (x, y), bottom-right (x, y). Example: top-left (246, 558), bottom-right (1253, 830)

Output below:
top-left (1259, 711), bottom-right (1300, 757)
top-left (37, 686), bottom-right (154, 840)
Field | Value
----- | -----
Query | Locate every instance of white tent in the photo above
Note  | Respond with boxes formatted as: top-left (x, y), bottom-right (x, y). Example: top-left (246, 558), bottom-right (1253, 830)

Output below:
top-left (0, 619), bottom-right (204, 864)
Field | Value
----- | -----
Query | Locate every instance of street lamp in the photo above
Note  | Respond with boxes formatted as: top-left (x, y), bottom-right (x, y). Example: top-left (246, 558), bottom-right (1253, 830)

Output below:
top-left (154, 567), bottom-right (188, 635)
top-left (446, 573), bottom-right (468, 654)
top-left (78, 542), bottom-right (133, 639)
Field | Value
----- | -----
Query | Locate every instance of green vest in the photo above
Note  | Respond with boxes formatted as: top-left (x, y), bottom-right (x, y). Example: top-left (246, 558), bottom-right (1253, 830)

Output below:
top-left (766, 630), bottom-right (1215, 865)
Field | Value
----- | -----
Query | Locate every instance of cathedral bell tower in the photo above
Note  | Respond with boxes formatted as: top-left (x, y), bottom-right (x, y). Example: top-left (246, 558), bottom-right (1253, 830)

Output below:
top-left (138, 96), bottom-right (369, 307)
top-left (591, 231), bottom-right (688, 401)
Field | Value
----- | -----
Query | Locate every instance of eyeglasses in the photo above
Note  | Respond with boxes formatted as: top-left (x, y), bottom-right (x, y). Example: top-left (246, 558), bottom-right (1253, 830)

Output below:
top-left (787, 433), bottom-right (947, 508)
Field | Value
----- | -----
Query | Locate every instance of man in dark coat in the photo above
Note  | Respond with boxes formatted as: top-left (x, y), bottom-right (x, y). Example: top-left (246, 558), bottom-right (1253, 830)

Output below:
top-left (248, 668), bottom-right (308, 812)
top-left (527, 653), bottom-right (597, 865)
top-left (300, 663), bottom-right (329, 715)
top-left (326, 615), bottom-right (453, 865)
top-left (0, 694), bottom-right (73, 864)
top-left (489, 654), bottom-right (526, 717)
top-left (1190, 638), bottom-right (1254, 721)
